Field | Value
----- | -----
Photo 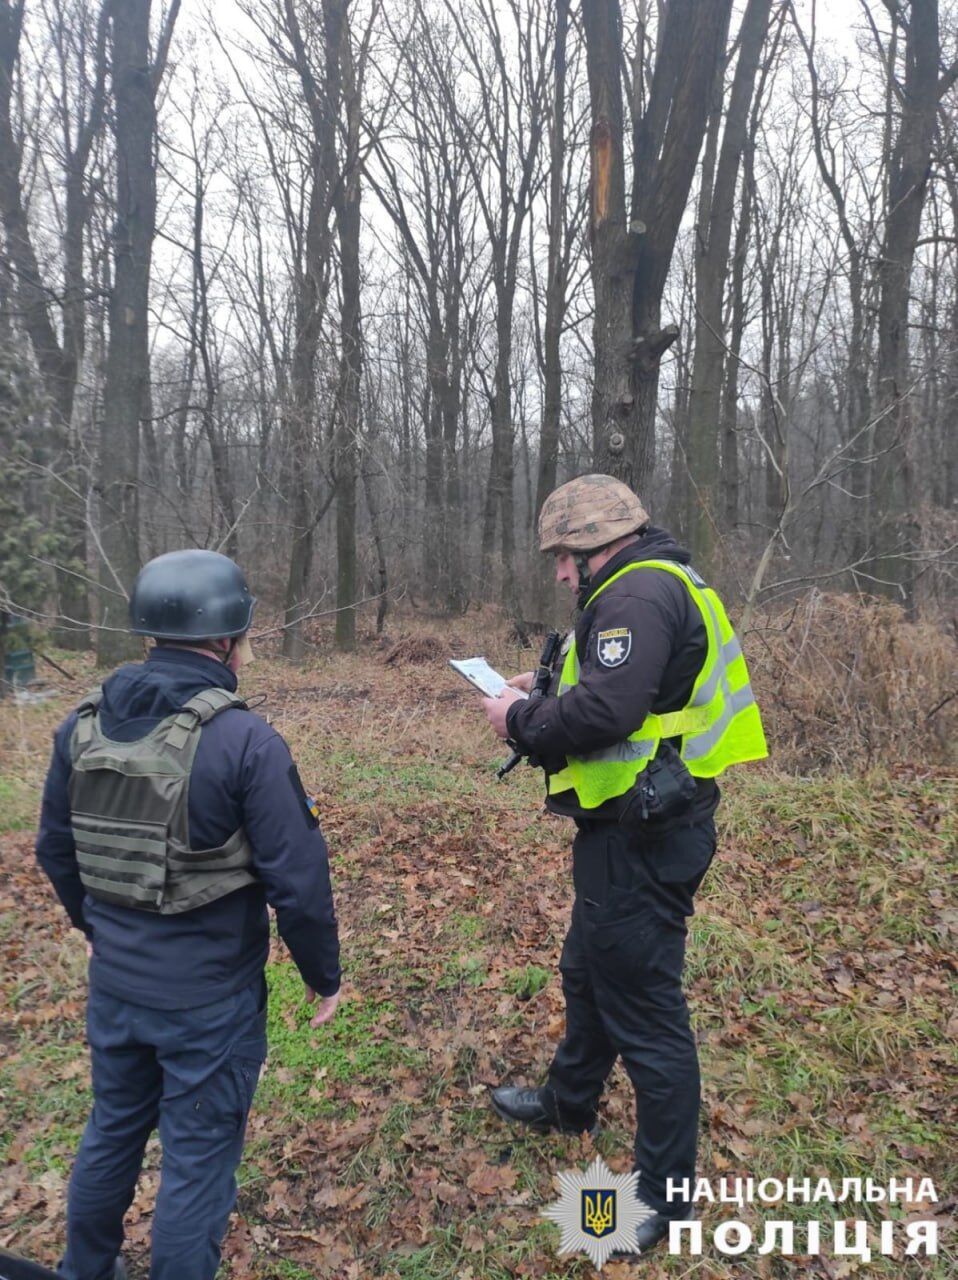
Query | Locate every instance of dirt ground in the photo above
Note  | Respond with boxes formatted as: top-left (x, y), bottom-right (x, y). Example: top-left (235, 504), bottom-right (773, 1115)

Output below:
top-left (0, 617), bottom-right (954, 1278)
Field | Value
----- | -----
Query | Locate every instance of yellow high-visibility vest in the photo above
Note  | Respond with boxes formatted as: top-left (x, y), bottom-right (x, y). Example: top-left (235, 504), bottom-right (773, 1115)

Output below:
top-left (547, 560), bottom-right (768, 809)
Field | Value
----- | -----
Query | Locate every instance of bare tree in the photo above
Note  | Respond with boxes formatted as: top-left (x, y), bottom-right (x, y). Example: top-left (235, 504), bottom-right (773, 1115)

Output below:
top-left (868, 0), bottom-right (951, 607)
top-left (366, 3), bottom-right (479, 610)
top-left (0, 0), bottom-right (108, 645)
top-left (230, 0), bottom-right (340, 658)
top-left (96, 0), bottom-right (180, 663)
top-left (792, 0), bottom-right (882, 579)
top-left (330, 0), bottom-right (363, 651)
top-left (531, 0), bottom-right (590, 613)
top-left (582, 0), bottom-right (732, 493)
top-left (685, 0), bottom-right (780, 565)
top-left (440, 0), bottom-right (549, 598)
top-left (163, 74), bottom-right (240, 555)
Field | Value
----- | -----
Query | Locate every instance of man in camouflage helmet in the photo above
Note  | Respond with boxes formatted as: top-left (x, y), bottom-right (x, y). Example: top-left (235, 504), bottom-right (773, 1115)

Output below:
top-left (480, 474), bottom-right (766, 1255)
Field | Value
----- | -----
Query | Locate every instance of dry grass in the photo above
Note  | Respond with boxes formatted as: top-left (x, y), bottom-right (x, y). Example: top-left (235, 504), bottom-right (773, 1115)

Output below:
top-left (4, 590), bottom-right (954, 787)
top-left (382, 634), bottom-right (449, 667)
top-left (270, 590), bottom-right (958, 776)
top-left (745, 591), bottom-right (956, 772)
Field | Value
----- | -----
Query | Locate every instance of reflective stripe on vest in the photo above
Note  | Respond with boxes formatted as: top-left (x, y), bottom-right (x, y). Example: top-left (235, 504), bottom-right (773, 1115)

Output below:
top-left (68, 686), bottom-right (257, 914)
top-left (547, 560), bottom-right (768, 808)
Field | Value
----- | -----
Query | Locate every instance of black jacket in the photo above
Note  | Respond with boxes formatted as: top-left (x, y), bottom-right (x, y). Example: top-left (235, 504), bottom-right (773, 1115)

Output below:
top-left (36, 647), bottom-right (341, 1009)
top-left (507, 528), bottom-right (719, 825)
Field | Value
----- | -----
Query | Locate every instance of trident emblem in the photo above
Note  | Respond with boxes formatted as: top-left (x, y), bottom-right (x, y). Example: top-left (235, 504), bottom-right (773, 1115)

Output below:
top-left (581, 1189), bottom-right (617, 1238)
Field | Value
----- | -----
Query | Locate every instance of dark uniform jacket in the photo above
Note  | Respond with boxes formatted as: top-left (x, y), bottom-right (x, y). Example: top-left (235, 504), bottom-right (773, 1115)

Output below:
top-left (36, 647), bottom-right (341, 1010)
top-left (506, 527), bottom-right (720, 827)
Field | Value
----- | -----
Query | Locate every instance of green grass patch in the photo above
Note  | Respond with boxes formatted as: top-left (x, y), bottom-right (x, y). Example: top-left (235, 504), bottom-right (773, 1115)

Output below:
top-left (0, 774), bottom-right (38, 832)
top-left (503, 965), bottom-right (551, 1000)
top-left (449, 911), bottom-right (484, 940)
top-left (0, 1040), bottom-right (90, 1165)
top-left (435, 952), bottom-right (487, 991)
top-left (263, 961), bottom-right (425, 1098)
top-left (385, 1219), bottom-right (591, 1280)
top-left (266, 1262), bottom-right (316, 1280)
top-left (23, 1120), bottom-right (84, 1174)
top-left (315, 752), bottom-right (473, 807)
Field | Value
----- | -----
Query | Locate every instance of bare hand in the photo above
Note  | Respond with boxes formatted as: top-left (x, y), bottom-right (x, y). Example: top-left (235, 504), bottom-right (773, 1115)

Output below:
top-left (507, 671), bottom-right (535, 693)
top-left (305, 985), bottom-right (341, 1027)
top-left (481, 687), bottom-right (524, 740)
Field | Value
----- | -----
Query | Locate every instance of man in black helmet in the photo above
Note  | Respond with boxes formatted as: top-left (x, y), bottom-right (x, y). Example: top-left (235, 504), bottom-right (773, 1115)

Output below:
top-left (35, 550), bottom-right (341, 1280)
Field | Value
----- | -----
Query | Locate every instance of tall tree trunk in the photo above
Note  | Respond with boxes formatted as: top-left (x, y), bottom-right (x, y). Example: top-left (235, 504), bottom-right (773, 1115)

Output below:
top-left (870, 0), bottom-right (939, 610)
top-left (0, 3), bottom-right (74, 423)
top-left (943, 177), bottom-right (958, 513)
top-left (442, 272), bottom-right (464, 612)
top-left (423, 322), bottom-right (445, 590)
top-left (0, 0), bottom-right (103, 647)
top-left (584, 0), bottom-right (732, 494)
top-left (581, 0), bottom-right (634, 475)
top-left (759, 257), bottom-right (785, 534)
top-left (720, 143), bottom-right (753, 532)
top-left (534, 0), bottom-right (568, 617)
top-left (332, 0), bottom-right (360, 652)
top-left (686, 0), bottom-right (773, 566)
top-left (794, 5), bottom-right (875, 585)
top-left (362, 453), bottom-right (388, 634)
top-left (280, 0), bottom-right (339, 658)
top-left (55, 154), bottom-right (95, 646)
top-left (492, 292), bottom-right (517, 595)
top-left (97, 0), bottom-right (166, 664)
top-left (681, 56), bottom-right (723, 541)
top-left (280, 179), bottom-right (326, 659)
top-left (189, 165), bottom-right (237, 555)
top-left (481, 407), bottom-right (499, 575)
top-left (398, 302), bottom-right (413, 556)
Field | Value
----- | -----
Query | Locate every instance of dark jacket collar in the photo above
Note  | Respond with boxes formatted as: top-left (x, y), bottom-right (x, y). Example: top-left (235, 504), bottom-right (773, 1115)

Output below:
top-left (95, 645), bottom-right (238, 741)
top-left (145, 645), bottom-right (237, 691)
top-left (584, 525), bottom-right (692, 604)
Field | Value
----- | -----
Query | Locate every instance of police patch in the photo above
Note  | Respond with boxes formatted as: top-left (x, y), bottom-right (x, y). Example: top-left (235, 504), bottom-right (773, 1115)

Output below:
top-left (597, 627), bottom-right (631, 667)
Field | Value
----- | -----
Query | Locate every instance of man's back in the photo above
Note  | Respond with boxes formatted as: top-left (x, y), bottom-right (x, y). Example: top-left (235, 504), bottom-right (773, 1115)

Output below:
top-left (37, 645), bottom-right (340, 1009)
top-left (37, 547), bottom-right (341, 1280)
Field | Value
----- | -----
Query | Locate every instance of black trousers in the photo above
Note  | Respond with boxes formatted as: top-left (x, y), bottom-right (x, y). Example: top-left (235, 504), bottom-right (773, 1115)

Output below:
top-left (546, 816), bottom-right (716, 1217)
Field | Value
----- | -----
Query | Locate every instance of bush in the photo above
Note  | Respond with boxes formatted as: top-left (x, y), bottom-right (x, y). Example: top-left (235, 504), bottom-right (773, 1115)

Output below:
top-left (746, 591), bottom-right (957, 771)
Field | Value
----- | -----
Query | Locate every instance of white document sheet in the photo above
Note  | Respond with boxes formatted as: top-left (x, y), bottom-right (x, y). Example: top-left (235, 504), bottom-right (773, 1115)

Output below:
top-left (449, 657), bottom-right (528, 699)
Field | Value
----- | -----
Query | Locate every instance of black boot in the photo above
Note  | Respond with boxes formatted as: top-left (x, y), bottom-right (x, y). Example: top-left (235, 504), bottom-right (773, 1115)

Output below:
top-left (490, 1085), bottom-right (598, 1136)
top-left (614, 1211), bottom-right (671, 1256)
top-left (611, 1206), bottom-right (695, 1259)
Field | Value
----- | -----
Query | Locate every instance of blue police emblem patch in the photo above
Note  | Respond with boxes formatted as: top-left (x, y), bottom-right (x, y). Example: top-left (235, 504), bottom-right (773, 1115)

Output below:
top-left (581, 1188), bottom-right (617, 1238)
top-left (597, 627), bottom-right (631, 667)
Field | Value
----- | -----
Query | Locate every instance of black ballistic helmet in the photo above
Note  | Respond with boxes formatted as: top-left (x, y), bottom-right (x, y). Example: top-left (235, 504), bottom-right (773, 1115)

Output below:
top-left (129, 550), bottom-right (256, 641)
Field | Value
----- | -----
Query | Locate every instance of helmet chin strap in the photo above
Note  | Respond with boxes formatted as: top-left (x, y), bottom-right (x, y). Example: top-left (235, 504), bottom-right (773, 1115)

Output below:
top-left (569, 526), bottom-right (649, 613)
top-left (574, 552), bottom-right (594, 612)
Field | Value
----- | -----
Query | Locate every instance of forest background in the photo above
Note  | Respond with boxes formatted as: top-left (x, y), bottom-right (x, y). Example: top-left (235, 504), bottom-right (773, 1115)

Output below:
top-left (0, 0), bottom-right (956, 657)
top-left (0, 0), bottom-right (956, 1276)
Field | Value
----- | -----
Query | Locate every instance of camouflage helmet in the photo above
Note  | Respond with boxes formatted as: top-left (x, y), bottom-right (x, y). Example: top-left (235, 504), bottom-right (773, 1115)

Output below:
top-left (537, 474), bottom-right (649, 553)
